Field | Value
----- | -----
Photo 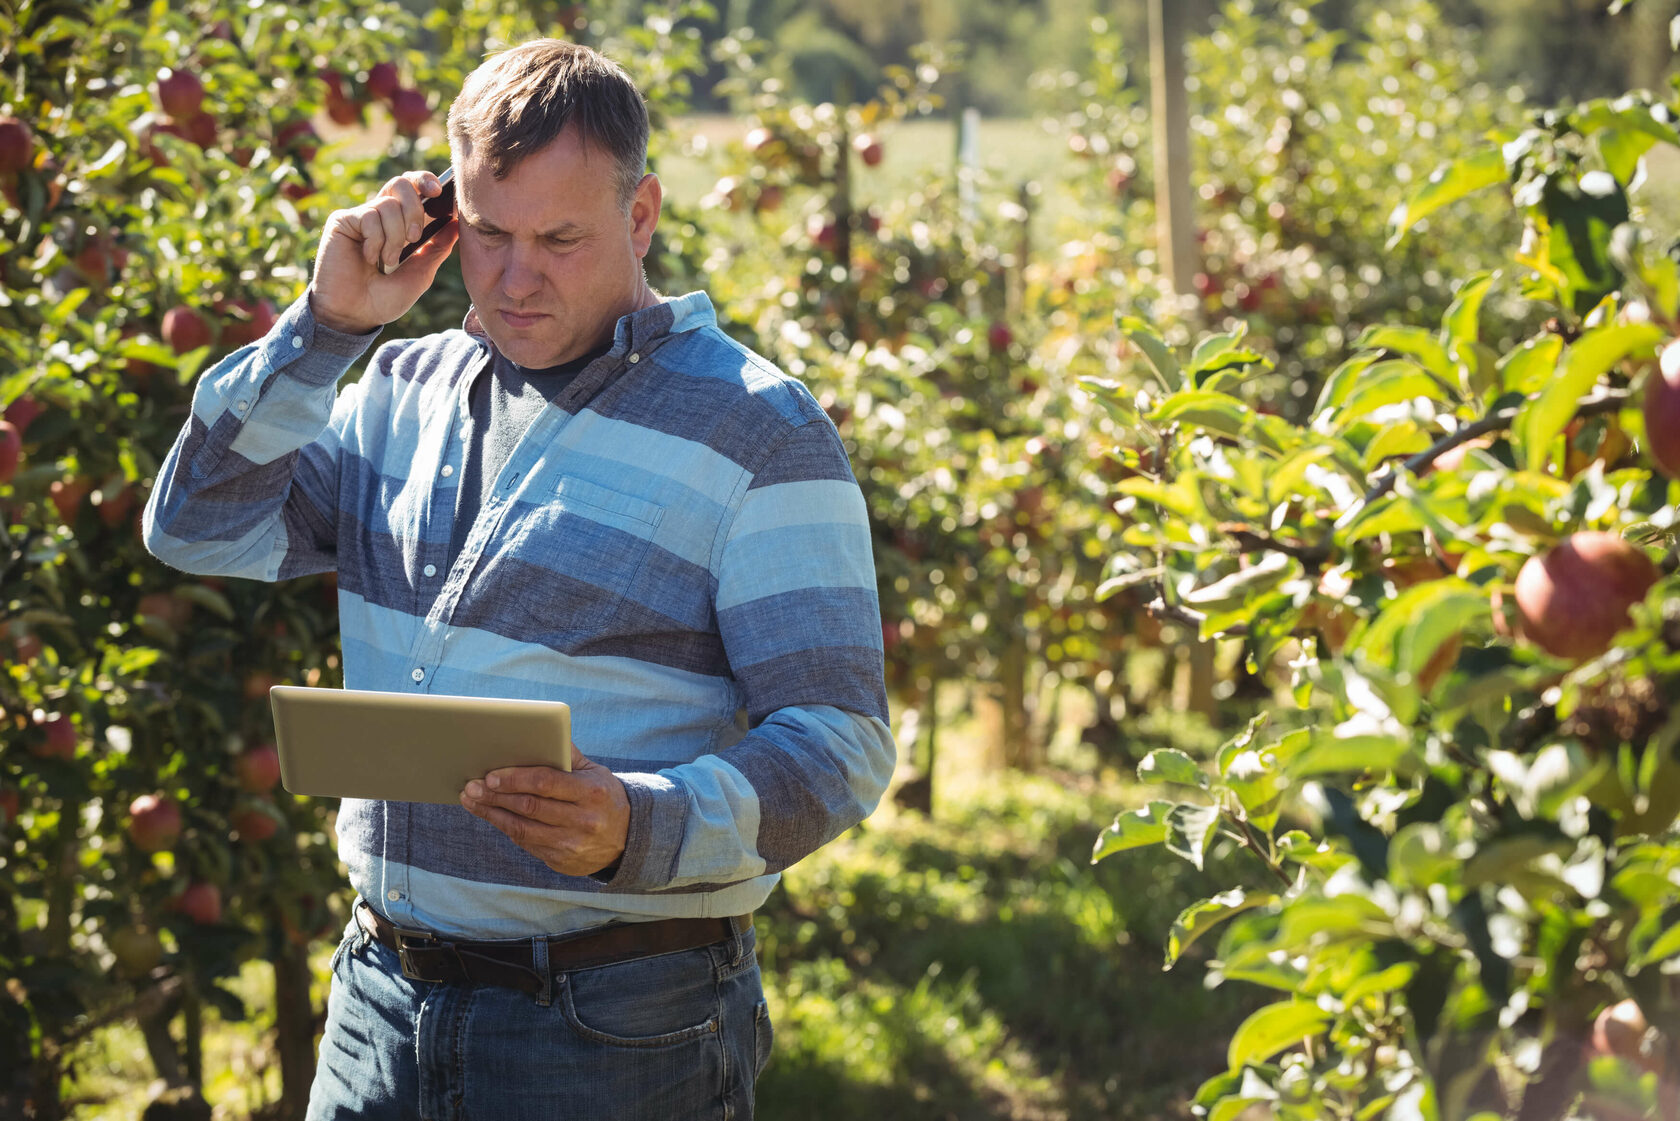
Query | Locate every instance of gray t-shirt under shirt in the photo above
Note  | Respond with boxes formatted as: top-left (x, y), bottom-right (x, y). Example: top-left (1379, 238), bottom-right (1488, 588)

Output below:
top-left (449, 344), bottom-right (607, 563)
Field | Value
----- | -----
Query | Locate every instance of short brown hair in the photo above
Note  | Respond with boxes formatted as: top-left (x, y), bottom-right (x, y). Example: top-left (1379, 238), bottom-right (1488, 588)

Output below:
top-left (446, 39), bottom-right (649, 208)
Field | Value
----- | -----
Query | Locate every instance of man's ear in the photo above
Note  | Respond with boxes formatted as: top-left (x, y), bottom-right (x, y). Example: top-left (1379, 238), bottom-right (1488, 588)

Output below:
top-left (629, 172), bottom-right (662, 258)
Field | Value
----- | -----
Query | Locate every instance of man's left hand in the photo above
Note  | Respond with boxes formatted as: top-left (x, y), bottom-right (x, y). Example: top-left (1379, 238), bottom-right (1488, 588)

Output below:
top-left (460, 749), bottom-right (630, 877)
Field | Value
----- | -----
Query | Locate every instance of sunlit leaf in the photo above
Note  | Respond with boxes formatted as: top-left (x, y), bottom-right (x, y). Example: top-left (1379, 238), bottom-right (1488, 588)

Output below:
top-left (1387, 147), bottom-right (1506, 249)
top-left (1092, 801), bottom-right (1175, 862)
top-left (1166, 889), bottom-right (1278, 971)
top-left (1138, 749), bottom-right (1210, 789)
top-left (1227, 1000), bottom-right (1333, 1069)
top-left (1516, 323), bottom-right (1662, 472)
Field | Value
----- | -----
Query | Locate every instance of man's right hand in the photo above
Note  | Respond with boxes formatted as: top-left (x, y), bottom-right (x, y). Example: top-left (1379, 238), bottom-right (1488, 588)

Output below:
top-left (308, 170), bottom-right (458, 336)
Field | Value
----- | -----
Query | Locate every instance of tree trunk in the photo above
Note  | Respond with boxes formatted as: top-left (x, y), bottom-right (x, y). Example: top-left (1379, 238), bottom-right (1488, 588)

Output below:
top-left (272, 935), bottom-right (318, 1121)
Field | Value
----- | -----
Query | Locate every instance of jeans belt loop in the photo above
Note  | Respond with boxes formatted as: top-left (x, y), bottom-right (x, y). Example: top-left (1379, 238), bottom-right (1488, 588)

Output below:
top-left (531, 936), bottom-right (553, 1007)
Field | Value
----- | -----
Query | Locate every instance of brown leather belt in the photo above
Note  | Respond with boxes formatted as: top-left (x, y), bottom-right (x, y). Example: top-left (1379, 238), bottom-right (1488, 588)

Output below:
top-left (355, 900), bottom-right (749, 993)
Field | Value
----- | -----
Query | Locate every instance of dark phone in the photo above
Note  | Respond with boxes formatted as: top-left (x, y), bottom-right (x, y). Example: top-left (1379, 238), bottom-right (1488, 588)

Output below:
top-left (395, 167), bottom-right (456, 265)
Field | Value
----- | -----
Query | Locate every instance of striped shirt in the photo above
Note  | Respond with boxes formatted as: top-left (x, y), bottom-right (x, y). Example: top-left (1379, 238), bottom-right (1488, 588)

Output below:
top-left (144, 291), bottom-right (894, 939)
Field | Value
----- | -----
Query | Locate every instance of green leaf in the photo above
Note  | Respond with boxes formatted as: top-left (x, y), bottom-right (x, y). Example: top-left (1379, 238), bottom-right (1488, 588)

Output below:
top-left (1166, 802), bottom-right (1222, 871)
top-left (1498, 334), bottom-right (1565, 395)
top-left (1390, 823), bottom-right (1463, 889)
top-left (1333, 361), bottom-right (1457, 429)
top-left (171, 584), bottom-right (236, 621)
top-left (1357, 578), bottom-right (1489, 690)
top-left (1312, 354), bottom-right (1381, 419)
top-left (1387, 147), bottom-right (1506, 249)
top-left (1631, 920), bottom-right (1680, 972)
top-left (1517, 323), bottom-right (1662, 472)
top-left (1461, 834), bottom-right (1574, 888)
top-left (1182, 553), bottom-right (1297, 614)
top-left (1092, 801), bottom-right (1174, 862)
top-left (1150, 389), bottom-right (1250, 442)
top-left (1442, 272), bottom-right (1497, 349)
top-left (1288, 733), bottom-right (1412, 780)
top-left (1227, 1000), bottom-right (1333, 1069)
top-left (1166, 889), bottom-right (1277, 970)
top-left (1538, 174), bottom-right (1631, 316)
top-left (1570, 98), bottom-right (1680, 182)
top-left (1356, 325), bottom-right (1457, 386)
top-left (1119, 315), bottom-right (1181, 390)
top-left (1137, 749), bottom-right (1210, 789)
top-left (1114, 476), bottom-right (1205, 520)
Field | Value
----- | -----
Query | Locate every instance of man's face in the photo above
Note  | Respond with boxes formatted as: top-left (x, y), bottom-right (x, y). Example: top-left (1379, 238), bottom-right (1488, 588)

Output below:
top-left (455, 125), bottom-right (660, 368)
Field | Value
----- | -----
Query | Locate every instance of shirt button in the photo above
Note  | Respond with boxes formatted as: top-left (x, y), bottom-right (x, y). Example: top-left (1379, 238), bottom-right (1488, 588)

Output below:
top-left (423, 564), bottom-right (436, 577)
top-left (628, 352), bottom-right (640, 364)
top-left (411, 667), bottom-right (425, 682)
top-left (291, 336), bottom-right (303, 349)
top-left (234, 401), bottom-right (249, 413)
top-left (386, 889), bottom-right (402, 902)
top-left (440, 464), bottom-right (454, 477)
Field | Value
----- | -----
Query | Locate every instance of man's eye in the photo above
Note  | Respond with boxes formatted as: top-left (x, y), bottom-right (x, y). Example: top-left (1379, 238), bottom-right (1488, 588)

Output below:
top-left (548, 237), bottom-right (577, 249)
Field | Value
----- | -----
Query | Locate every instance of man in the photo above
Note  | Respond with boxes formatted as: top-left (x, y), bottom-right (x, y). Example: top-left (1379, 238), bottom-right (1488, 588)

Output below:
top-left (143, 39), bottom-right (893, 1120)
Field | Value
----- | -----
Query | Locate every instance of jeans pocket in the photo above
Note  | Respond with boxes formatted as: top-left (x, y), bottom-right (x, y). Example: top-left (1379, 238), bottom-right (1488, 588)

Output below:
top-left (559, 951), bottom-right (721, 1049)
top-left (327, 924), bottom-right (359, 975)
top-left (753, 999), bottom-right (774, 1077)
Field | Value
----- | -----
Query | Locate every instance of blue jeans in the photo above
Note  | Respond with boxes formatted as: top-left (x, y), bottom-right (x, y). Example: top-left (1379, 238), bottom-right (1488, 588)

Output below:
top-left (306, 912), bottom-right (773, 1121)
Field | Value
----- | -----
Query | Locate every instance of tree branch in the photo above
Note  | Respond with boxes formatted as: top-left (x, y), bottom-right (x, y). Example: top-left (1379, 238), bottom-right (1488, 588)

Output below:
top-left (1355, 388), bottom-right (1632, 513)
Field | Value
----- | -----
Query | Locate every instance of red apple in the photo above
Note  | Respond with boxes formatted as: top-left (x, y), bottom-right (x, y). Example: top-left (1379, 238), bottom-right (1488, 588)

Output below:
top-left (230, 803), bottom-right (279, 842)
top-left (853, 133), bottom-right (883, 167)
top-left (3, 397), bottom-right (44, 435)
top-left (31, 712), bottom-right (76, 760)
top-left (811, 217), bottom-right (839, 254)
top-left (153, 68), bottom-right (205, 119)
top-left (275, 118), bottom-right (318, 162)
top-left (96, 484), bottom-right (135, 529)
top-left (234, 743), bottom-right (282, 793)
top-left (182, 111), bottom-right (217, 149)
top-left (1514, 532), bottom-right (1658, 661)
top-left (48, 477), bottom-right (91, 523)
top-left (324, 73), bottom-right (364, 127)
top-left (218, 298), bottom-right (277, 347)
top-left (173, 881), bottom-right (222, 925)
top-left (0, 420), bottom-right (19, 484)
top-left (389, 88), bottom-right (430, 137)
top-left (162, 305), bottom-right (213, 354)
top-left (128, 793), bottom-right (182, 852)
top-left (0, 117), bottom-right (33, 174)
top-left (365, 62), bottom-right (400, 102)
top-left (988, 322), bottom-right (1014, 351)
top-left (1643, 338), bottom-right (1680, 479)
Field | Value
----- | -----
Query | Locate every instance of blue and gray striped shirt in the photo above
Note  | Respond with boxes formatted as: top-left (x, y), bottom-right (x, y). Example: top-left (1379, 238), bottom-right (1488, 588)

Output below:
top-left (144, 290), bottom-right (894, 939)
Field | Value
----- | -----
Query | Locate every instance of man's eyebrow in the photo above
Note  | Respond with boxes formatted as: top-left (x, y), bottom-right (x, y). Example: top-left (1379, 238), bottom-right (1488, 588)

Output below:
top-left (460, 212), bottom-right (585, 238)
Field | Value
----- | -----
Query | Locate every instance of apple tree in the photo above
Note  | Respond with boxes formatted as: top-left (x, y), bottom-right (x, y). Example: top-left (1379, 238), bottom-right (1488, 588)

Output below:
top-left (1088, 62), bottom-right (1680, 1121)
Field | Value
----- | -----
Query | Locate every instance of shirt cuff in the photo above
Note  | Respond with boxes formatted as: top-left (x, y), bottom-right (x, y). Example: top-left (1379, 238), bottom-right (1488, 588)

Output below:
top-left (593, 772), bottom-right (688, 891)
top-left (256, 294), bottom-right (383, 386)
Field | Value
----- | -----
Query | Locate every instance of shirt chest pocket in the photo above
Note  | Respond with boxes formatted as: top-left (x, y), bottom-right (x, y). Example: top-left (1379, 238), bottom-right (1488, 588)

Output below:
top-left (479, 476), bottom-right (666, 650)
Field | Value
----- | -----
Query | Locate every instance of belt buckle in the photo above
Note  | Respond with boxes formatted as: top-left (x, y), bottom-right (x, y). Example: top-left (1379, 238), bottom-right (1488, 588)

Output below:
top-left (392, 925), bottom-right (440, 981)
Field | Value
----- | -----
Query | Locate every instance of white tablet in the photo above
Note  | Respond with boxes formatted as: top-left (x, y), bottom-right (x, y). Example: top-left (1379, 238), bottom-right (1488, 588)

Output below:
top-left (269, 686), bottom-right (573, 804)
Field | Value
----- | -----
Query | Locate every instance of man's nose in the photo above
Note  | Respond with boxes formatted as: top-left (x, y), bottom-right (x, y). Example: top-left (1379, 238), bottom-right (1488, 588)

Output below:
top-left (500, 243), bottom-right (542, 300)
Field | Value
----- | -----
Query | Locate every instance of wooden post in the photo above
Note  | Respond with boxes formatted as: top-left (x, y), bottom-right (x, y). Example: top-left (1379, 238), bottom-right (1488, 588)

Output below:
top-left (1149, 0), bottom-right (1217, 719)
top-left (1149, 0), bottom-right (1197, 294)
